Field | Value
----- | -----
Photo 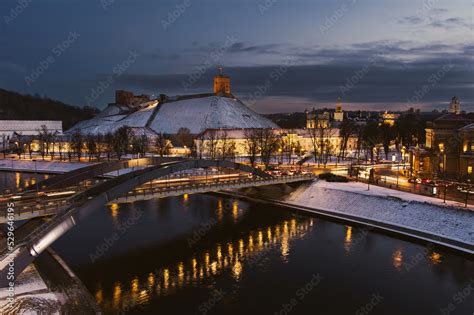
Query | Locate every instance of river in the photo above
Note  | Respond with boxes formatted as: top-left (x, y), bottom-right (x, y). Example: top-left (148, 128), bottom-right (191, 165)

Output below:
top-left (3, 172), bottom-right (474, 314)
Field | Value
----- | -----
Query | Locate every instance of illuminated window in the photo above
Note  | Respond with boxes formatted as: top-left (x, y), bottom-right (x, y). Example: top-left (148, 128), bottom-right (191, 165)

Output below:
top-left (468, 166), bottom-right (473, 174)
top-left (438, 143), bottom-right (444, 152)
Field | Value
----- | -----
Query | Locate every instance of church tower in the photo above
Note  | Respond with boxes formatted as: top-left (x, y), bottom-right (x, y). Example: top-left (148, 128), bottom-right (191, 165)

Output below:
top-left (448, 96), bottom-right (461, 114)
top-left (214, 67), bottom-right (231, 96)
top-left (334, 98), bottom-right (344, 122)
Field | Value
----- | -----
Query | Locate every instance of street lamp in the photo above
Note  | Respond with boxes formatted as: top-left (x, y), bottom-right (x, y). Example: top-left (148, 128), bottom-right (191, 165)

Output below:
top-left (32, 159), bottom-right (39, 194)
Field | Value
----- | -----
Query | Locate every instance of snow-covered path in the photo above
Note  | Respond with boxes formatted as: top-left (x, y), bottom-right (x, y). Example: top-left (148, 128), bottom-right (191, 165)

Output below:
top-left (285, 180), bottom-right (474, 245)
top-left (0, 159), bottom-right (92, 174)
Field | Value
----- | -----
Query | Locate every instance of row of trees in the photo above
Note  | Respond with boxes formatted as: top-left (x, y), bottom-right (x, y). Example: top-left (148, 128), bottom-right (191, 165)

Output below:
top-left (333, 113), bottom-right (426, 163)
top-left (10, 113), bottom-right (426, 166)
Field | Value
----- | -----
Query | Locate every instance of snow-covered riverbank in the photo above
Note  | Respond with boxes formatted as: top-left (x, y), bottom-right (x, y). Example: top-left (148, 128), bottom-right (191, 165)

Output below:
top-left (0, 159), bottom-right (91, 174)
top-left (284, 180), bottom-right (474, 246)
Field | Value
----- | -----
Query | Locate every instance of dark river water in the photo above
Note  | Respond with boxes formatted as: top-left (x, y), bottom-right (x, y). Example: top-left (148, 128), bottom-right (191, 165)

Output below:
top-left (4, 172), bottom-right (474, 314)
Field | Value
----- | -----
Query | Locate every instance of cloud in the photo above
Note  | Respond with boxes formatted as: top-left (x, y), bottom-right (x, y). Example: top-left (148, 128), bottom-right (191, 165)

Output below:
top-left (399, 16), bottom-right (424, 25)
top-left (428, 17), bottom-right (470, 29)
top-left (115, 40), bottom-right (474, 113)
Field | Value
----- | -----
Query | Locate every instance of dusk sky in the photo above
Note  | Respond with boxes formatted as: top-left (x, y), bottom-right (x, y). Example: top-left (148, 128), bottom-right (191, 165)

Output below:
top-left (1, 0), bottom-right (472, 113)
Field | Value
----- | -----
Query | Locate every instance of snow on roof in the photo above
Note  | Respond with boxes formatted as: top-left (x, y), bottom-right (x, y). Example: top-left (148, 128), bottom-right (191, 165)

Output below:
top-left (67, 95), bottom-right (278, 135)
top-left (149, 96), bottom-right (278, 134)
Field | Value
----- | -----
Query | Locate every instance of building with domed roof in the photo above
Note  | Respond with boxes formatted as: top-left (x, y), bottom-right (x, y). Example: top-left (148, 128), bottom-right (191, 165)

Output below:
top-left (67, 71), bottom-right (278, 136)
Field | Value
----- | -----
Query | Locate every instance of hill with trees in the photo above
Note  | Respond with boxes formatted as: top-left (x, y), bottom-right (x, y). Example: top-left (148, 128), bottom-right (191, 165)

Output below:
top-left (0, 89), bottom-right (99, 130)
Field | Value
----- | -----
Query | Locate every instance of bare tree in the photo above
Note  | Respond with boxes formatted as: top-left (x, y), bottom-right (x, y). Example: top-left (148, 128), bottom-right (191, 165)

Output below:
top-left (205, 130), bottom-right (219, 159)
top-left (14, 134), bottom-right (24, 159)
top-left (307, 126), bottom-right (320, 166)
top-left (71, 130), bottom-right (84, 161)
top-left (176, 127), bottom-right (193, 148)
top-left (155, 133), bottom-right (172, 157)
top-left (104, 132), bottom-right (114, 160)
top-left (192, 132), bottom-right (206, 159)
top-left (244, 129), bottom-right (260, 167)
top-left (49, 131), bottom-right (59, 160)
top-left (57, 136), bottom-right (66, 161)
top-left (94, 133), bottom-right (104, 161)
top-left (112, 126), bottom-right (130, 160)
top-left (1, 134), bottom-right (7, 158)
top-left (338, 119), bottom-right (356, 161)
top-left (257, 129), bottom-right (279, 169)
top-left (280, 130), bottom-right (297, 165)
top-left (131, 132), bottom-right (148, 158)
top-left (37, 126), bottom-right (50, 160)
top-left (219, 131), bottom-right (236, 160)
top-left (24, 136), bottom-right (33, 159)
top-left (85, 134), bottom-right (98, 162)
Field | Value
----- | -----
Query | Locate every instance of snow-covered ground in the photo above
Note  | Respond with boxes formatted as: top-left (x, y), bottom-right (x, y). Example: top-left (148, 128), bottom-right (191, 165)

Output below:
top-left (0, 159), bottom-right (91, 174)
top-left (285, 180), bottom-right (474, 245)
top-left (0, 264), bottom-right (63, 314)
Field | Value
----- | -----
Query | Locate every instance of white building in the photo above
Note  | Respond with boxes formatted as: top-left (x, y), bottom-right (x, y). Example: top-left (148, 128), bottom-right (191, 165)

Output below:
top-left (0, 120), bottom-right (62, 146)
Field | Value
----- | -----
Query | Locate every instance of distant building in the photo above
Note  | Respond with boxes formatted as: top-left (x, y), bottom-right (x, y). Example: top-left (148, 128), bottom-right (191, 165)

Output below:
top-left (334, 99), bottom-right (344, 122)
top-left (305, 109), bottom-right (329, 129)
top-left (448, 96), bottom-right (461, 114)
top-left (382, 111), bottom-right (400, 126)
top-left (213, 67), bottom-right (231, 96)
top-left (115, 90), bottom-right (150, 108)
top-left (0, 120), bottom-right (62, 147)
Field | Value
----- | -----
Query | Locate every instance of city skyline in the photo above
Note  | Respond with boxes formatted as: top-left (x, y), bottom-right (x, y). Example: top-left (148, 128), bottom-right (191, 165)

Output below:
top-left (1, 0), bottom-right (472, 113)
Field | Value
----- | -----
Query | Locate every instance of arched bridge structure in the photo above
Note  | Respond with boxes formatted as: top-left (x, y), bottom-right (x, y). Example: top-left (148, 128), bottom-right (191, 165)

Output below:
top-left (0, 159), bottom-right (313, 286)
top-left (35, 156), bottom-right (183, 191)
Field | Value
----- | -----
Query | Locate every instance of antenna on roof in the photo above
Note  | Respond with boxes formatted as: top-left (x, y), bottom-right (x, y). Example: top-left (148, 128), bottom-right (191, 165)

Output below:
top-left (218, 66), bottom-right (224, 75)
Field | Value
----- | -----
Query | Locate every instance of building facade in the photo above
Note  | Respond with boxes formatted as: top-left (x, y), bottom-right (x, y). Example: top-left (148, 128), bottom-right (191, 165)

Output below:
top-left (0, 120), bottom-right (63, 147)
top-left (194, 128), bottom-right (357, 158)
top-left (410, 112), bottom-right (472, 179)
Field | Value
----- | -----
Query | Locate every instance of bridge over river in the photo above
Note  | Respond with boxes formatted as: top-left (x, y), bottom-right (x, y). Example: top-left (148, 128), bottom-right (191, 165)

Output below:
top-left (0, 158), bottom-right (314, 287)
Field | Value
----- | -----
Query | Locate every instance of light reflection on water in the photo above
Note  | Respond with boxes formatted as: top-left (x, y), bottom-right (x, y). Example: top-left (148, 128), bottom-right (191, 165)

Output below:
top-left (96, 213), bottom-right (313, 312)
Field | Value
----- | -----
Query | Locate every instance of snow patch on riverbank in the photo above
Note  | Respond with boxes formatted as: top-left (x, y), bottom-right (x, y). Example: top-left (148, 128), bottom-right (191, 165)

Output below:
top-left (285, 180), bottom-right (474, 245)
top-left (0, 159), bottom-right (91, 174)
top-left (0, 264), bottom-right (62, 313)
